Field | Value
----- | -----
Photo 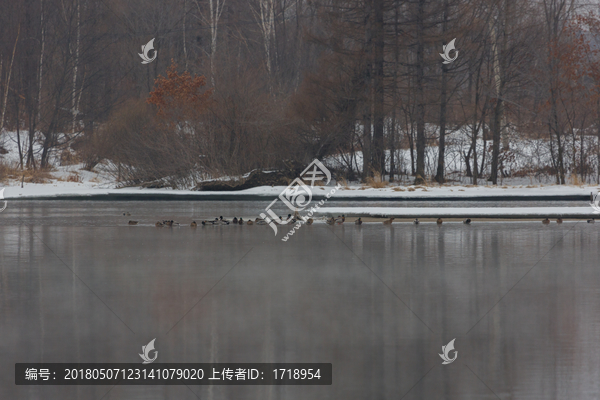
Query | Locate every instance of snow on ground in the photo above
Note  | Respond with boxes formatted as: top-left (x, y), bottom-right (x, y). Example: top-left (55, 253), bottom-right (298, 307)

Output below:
top-left (1, 130), bottom-right (599, 202)
top-left (0, 131), bottom-right (114, 191)
top-left (1, 181), bottom-right (598, 200)
top-left (327, 124), bottom-right (600, 185)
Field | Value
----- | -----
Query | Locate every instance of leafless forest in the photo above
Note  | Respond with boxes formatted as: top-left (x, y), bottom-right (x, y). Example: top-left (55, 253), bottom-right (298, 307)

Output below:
top-left (1, 0), bottom-right (600, 188)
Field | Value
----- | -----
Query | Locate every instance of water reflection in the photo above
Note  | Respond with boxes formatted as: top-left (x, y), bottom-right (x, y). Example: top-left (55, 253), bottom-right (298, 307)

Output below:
top-left (1, 205), bottom-right (599, 399)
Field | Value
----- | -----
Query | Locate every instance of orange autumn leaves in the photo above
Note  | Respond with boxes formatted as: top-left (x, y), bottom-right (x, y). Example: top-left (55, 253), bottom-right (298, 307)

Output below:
top-left (147, 60), bottom-right (213, 123)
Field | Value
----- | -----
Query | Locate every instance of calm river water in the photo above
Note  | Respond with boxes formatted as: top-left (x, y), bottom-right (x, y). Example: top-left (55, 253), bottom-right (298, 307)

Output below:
top-left (1, 201), bottom-right (599, 399)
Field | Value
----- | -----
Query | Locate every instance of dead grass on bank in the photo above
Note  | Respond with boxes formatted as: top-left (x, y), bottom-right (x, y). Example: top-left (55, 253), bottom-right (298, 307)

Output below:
top-left (0, 162), bottom-right (56, 184)
top-left (338, 177), bottom-right (349, 189)
top-left (0, 162), bottom-right (10, 183)
top-left (569, 173), bottom-right (583, 186)
top-left (56, 172), bottom-right (82, 183)
top-left (364, 175), bottom-right (389, 189)
top-left (22, 168), bottom-right (55, 183)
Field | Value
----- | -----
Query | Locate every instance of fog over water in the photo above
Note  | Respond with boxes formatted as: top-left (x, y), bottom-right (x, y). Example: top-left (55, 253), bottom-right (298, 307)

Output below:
top-left (1, 201), bottom-right (599, 399)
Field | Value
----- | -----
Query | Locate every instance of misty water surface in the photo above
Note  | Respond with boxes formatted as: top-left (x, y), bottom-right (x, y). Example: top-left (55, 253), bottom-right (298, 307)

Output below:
top-left (1, 202), bottom-right (599, 399)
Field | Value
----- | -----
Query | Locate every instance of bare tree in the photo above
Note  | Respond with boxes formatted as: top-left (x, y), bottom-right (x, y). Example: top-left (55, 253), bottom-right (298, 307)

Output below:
top-left (372, 0), bottom-right (385, 177)
top-left (195, 0), bottom-right (226, 85)
top-left (251, 0), bottom-right (275, 77)
top-left (70, 0), bottom-right (80, 136)
top-left (0, 24), bottom-right (19, 134)
top-left (540, 0), bottom-right (577, 184)
top-left (434, 0), bottom-right (450, 183)
top-left (414, 0), bottom-right (426, 184)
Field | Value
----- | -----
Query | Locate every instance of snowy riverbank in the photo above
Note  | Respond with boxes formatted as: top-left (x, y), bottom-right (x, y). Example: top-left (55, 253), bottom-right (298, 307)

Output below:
top-left (0, 180), bottom-right (598, 202)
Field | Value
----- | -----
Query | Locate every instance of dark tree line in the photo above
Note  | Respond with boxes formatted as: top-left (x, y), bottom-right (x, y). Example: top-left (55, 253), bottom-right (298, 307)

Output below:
top-left (1, 0), bottom-right (599, 187)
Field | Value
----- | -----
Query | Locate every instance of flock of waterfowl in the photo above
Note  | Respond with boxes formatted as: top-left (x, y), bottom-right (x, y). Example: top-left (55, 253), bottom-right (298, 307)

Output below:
top-left (123, 212), bottom-right (596, 227)
top-left (123, 213), bottom-right (314, 227)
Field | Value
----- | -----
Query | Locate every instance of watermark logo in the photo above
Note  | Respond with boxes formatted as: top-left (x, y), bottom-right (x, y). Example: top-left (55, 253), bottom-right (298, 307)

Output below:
top-left (440, 38), bottom-right (458, 64)
top-left (279, 178), bottom-right (313, 212)
top-left (590, 192), bottom-right (600, 214)
top-left (139, 338), bottom-right (158, 364)
top-left (439, 338), bottom-right (457, 365)
top-left (139, 38), bottom-right (157, 64)
top-left (0, 188), bottom-right (7, 213)
top-left (259, 159), bottom-right (338, 240)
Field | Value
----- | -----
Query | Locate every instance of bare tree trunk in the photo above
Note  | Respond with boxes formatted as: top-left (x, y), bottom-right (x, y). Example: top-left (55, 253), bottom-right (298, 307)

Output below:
top-left (183, 0), bottom-right (188, 70)
top-left (362, 122), bottom-right (372, 178)
top-left (38, 0), bottom-right (45, 122)
top-left (362, 0), bottom-right (373, 179)
top-left (27, 113), bottom-right (36, 170)
top-left (250, 0), bottom-right (274, 78)
top-left (435, 62), bottom-right (447, 184)
top-left (0, 25), bottom-right (20, 133)
top-left (415, 0), bottom-right (426, 184)
top-left (210, 0), bottom-right (225, 84)
top-left (580, 119), bottom-right (585, 182)
top-left (293, 0), bottom-right (302, 90)
top-left (491, 96), bottom-right (502, 184)
top-left (196, 0), bottom-right (225, 85)
top-left (70, 0), bottom-right (81, 136)
top-left (597, 97), bottom-right (600, 184)
top-left (15, 96), bottom-right (23, 169)
top-left (41, 76), bottom-right (67, 168)
top-left (390, 4), bottom-right (400, 182)
top-left (408, 120), bottom-right (415, 175)
top-left (75, 69), bottom-right (86, 133)
top-left (472, 114), bottom-right (480, 185)
top-left (480, 122), bottom-right (487, 177)
top-left (372, 0), bottom-right (385, 177)
top-left (550, 92), bottom-right (566, 183)
top-left (435, 0), bottom-right (449, 184)
top-left (464, 146), bottom-right (472, 178)
top-left (489, 5), bottom-right (505, 185)
top-left (390, 118), bottom-right (396, 182)
top-left (471, 57), bottom-right (485, 185)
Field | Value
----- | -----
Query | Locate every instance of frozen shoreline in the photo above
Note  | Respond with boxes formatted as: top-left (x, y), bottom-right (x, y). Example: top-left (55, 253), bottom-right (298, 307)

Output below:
top-left (1, 181), bottom-right (599, 201)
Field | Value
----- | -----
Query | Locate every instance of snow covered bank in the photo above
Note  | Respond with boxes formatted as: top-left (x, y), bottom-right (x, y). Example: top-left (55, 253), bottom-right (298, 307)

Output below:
top-left (0, 181), bottom-right (598, 201)
top-left (2, 129), bottom-right (600, 201)
top-left (326, 125), bottom-right (600, 185)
